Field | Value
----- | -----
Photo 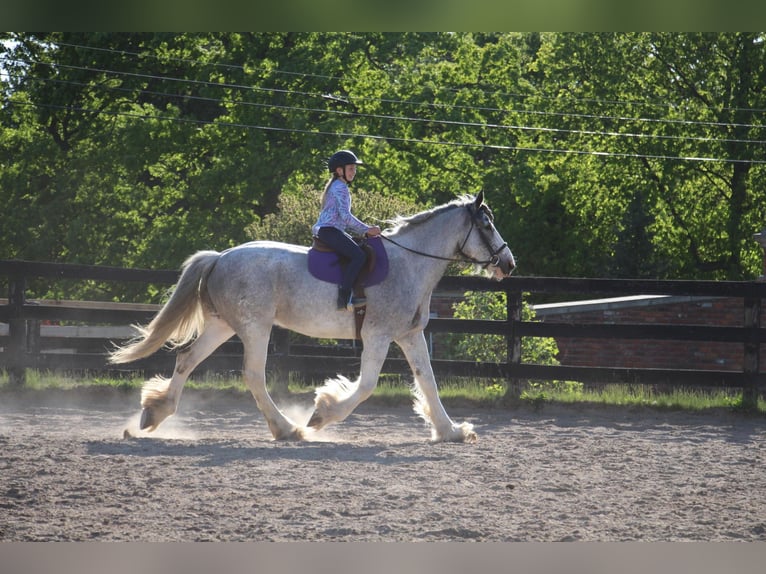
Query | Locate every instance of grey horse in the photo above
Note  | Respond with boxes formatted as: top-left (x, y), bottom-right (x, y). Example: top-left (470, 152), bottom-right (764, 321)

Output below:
top-left (110, 192), bottom-right (515, 442)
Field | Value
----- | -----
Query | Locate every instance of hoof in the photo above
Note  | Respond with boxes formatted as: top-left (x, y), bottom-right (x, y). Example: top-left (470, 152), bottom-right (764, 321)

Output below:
top-left (431, 422), bottom-right (478, 443)
top-left (272, 426), bottom-right (306, 441)
top-left (139, 408), bottom-right (155, 431)
top-left (464, 429), bottom-right (478, 443)
top-left (307, 410), bottom-right (323, 429)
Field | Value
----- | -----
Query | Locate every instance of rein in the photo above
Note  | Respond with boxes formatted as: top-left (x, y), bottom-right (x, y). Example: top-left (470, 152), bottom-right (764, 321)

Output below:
top-left (380, 206), bottom-right (507, 268)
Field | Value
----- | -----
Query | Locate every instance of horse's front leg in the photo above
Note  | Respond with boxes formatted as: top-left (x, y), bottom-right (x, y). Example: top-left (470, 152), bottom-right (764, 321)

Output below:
top-left (396, 330), bottom-right (477, 443)
top-left (308, 341), bottom-right (388, 431)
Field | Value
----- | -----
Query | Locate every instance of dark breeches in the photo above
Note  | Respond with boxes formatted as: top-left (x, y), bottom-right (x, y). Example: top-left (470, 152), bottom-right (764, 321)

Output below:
top-left (316, 227), bottom-right (367, 290)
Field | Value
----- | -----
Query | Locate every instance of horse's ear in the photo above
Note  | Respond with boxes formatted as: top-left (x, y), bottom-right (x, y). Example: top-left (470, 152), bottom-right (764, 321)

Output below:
top-left (474, 191), bottom-right (485, 208)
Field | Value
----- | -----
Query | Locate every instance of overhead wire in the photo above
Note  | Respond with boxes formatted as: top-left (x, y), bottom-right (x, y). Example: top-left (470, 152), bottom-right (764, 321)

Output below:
top-left (4, 47), bottom-right (765, 134)
top-left (13, 73), bottom-right (766, 149)
top-left (47, 38), bottom-right (766, 117)
top-left (20, 52), bottom-right (766, 133)
top-left (9, 99), bottom-right (766, 165)
top-left (2, 41), bottom-right (766, 165)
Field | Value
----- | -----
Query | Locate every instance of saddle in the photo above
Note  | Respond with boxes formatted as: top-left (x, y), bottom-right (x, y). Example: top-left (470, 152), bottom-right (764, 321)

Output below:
top-left (307, 235), bottom-right (389, 339)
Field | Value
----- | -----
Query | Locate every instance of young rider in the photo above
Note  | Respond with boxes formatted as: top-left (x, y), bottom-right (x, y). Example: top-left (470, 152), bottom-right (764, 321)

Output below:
top-left (312, 149), bottom-right (382, 311)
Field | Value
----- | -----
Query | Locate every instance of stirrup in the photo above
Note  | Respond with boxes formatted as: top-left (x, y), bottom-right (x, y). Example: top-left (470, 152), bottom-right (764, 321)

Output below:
top-left (337, 288), bottom-right (353, 311)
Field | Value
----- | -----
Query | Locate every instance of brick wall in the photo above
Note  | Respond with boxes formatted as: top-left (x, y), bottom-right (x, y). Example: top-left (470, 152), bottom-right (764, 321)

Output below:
top-left (532, 295), bottom-right (766, 372)
top-left (430, 292), bottom-right (461, 319)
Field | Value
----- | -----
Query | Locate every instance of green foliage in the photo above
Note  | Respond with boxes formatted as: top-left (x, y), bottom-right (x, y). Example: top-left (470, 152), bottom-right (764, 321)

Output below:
top-left (245, 187), bottom-right (318, 246)
top-left (444, 288), bottom-right (560, 365)
top-left (484, 382), bottom-right (506, 401)
top-left (5, 371), bottom-right (761, 414)
top-left (245, 186), bottom-right (424, 245)
top-left (521, 380), bottom-right (585, 403)
top-left (2, 32), bottom-right (766, 305)
top-left (522, 32), bottom-right (766, 280)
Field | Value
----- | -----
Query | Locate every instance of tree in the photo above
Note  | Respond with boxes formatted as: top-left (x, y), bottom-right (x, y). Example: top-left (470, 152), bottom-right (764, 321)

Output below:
top-left (520, 33), bottom-right (766, 279)
top-left (3, 32), bottom-right (766, 302)
top-left (442, 288), bottom-right (559, 365)
top-left (635, 33), bottom-right (766, 279)
top-left (245, 187), bottom-right (424, 246)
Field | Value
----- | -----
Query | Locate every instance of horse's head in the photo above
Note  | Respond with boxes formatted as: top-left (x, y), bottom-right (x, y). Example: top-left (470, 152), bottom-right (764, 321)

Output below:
top-left (462, 191), bottom-right (516, 280)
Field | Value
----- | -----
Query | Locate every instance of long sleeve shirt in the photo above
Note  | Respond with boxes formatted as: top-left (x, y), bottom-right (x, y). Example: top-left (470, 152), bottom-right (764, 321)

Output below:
top-left (311, 178), bottom-right (371, 237)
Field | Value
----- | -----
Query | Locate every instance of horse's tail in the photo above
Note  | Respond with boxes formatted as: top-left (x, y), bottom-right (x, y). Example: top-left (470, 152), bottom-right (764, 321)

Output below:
top-left (109, 250), bottom-right (220, 364)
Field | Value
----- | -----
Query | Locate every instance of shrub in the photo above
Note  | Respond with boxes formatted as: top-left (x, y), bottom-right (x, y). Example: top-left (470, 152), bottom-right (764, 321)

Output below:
top-left (445, 289), bottom-right (559, 365)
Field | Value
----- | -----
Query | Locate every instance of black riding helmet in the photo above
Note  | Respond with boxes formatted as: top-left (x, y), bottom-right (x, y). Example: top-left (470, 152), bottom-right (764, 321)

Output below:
top-left (328, 149), bottom-right (363, 173)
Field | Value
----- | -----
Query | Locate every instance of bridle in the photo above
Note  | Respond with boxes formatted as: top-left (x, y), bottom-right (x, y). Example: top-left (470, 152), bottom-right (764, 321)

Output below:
top-left (380, 204), bottom-right (508, 269)
top-left (460, 211), bottom-right (509, 268)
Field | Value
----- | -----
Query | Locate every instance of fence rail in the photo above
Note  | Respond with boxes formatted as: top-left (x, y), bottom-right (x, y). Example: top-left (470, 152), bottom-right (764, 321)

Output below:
top-left (2, 259), bottom-right (765, 405)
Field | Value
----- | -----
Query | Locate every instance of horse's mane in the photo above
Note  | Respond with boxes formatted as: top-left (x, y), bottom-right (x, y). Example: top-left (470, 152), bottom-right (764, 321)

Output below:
top-left (385, 195), bottom-right (473, 233)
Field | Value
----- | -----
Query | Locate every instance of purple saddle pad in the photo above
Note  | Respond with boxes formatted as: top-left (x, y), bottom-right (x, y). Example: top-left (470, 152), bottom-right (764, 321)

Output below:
top-left (308, 235), bottom-right (389, 287)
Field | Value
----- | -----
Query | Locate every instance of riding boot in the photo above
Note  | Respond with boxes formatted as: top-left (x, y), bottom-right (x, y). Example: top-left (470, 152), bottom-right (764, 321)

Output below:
top-left (337, 287), bottom-right (353, 311)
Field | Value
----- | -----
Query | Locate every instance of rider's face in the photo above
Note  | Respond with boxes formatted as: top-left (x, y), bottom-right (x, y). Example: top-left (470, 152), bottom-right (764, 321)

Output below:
top-left (337, 164), bottom-right (357, 182)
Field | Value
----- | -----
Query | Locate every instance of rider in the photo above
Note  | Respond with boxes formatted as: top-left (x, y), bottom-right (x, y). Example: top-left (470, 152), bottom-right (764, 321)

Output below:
top-left (312, 149), bottom-right (382, 311)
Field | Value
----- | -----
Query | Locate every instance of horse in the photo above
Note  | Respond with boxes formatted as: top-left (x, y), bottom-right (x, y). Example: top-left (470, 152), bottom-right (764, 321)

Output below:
top-left (109, 191), bottom-right (515, 443)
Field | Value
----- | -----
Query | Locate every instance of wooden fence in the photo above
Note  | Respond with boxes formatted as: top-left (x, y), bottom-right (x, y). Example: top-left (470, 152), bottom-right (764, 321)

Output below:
top-left (1, 259), bottom-right (765, 404)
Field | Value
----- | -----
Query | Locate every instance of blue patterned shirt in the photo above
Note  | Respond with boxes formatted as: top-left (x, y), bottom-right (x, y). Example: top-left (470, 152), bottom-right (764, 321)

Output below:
top-left (312, 178), bottom-right (371, 237)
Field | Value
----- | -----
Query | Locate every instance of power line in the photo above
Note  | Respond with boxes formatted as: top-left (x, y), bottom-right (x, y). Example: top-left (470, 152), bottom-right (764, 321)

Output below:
top-left (3, 42), bottom-right (766, 164)
top-left (14, 73), bottom-right (766, 148)
top-left (51, 39), bottom-right (337, 82)
top-left (47, 38), bottom-right (766, 117)
top-left (4, 51), bottom-right (766, 135)
top-left (8, 98), bottom-right (766, 165)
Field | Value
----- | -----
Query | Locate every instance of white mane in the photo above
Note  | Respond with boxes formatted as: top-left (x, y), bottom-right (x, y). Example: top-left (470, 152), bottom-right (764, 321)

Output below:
top-left (385, 195), bottom-right (474, 234)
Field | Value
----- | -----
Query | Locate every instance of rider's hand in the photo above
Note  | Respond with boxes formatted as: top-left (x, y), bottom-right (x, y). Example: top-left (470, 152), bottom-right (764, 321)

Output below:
top-left (366, 226), bottom-right (382, 237)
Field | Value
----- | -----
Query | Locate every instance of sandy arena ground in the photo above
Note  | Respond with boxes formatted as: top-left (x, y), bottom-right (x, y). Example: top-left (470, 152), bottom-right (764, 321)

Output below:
top-left (1, 386), bottom-right (765, 542)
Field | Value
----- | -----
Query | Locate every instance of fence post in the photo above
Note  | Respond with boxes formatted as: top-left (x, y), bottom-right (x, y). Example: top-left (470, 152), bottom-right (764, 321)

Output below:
top-left (753, 228), bottom-right (766, 281)
top-left (505, 289), bottom-right (523, 398)
top-left (743, 296), bottom-right (762, 409)
top-left (7, 277), bottom-right (27, 387)
top-left (747, 228), bottom-right (766, 408)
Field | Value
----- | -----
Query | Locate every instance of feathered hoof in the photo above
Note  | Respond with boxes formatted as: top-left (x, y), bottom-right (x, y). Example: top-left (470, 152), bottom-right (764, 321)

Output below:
top-left (433, 422), bottom-right (478, 444)
top-left (139, 408), bottom-right (157, 432)
top-left (271, 426), bottom-right (307, 441)
top-left (462, 428), bottom-right (478, 443)
top-left (307, 410), bottom-right (324, 430)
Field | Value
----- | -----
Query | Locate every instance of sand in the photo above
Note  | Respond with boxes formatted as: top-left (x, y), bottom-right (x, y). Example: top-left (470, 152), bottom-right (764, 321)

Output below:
top-left (1, 387), bottom-right (765, 541)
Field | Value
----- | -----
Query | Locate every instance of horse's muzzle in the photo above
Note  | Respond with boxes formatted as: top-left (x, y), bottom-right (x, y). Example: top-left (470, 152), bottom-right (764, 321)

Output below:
top-left (490, 257), bottom-right (515, 280)
top-left (496, 250), bottom-right (516, 278)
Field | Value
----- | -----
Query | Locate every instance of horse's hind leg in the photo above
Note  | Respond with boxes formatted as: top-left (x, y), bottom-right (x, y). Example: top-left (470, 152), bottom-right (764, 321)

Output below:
top-left (139, 316), bottom-right (235, 431)
top-left (396, 330), bottom-right (477, 443)
top-left (240, 329), bottom-right (305, 440)
top-left (308, 342), bottom-right (388, 430)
